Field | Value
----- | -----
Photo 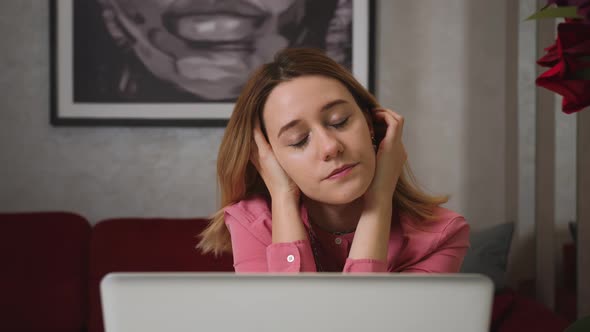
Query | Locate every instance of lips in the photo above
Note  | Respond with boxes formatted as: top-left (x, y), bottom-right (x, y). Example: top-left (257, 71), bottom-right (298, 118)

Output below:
top-left (179, 15), bottom-right (252, 42)
top-left (176, 51), bottom-right (249, 80)
top-left (171, 14), bottom-right (264, 44)
top-left (166, 0), bottom-right (267, 18)
top-left (163, 0), bottom-right (266, 45)
top-left (325, 163), bottom-right (359, 180)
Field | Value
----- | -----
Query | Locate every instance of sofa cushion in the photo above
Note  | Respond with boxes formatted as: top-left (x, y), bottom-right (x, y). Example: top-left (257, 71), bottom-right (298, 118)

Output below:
top-left (496, 292), bottom-right (571, 332)
top-left (88, 218), bottom-right (233, 332)
top-left (0, 212), bottom-right (91, 331)
top-left (461, 222), bottom-right (514, 291)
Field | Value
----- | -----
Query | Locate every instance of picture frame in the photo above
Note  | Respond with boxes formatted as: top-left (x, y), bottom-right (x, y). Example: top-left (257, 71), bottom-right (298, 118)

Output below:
top-left (50, 0), bottom-right (375, 127)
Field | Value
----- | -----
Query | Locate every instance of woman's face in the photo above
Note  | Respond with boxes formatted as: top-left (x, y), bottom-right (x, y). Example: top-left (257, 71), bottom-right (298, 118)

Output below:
top-left (100, 0), bottom-right (305, 100)
top-left (262, 75), bottom-right (376, 205)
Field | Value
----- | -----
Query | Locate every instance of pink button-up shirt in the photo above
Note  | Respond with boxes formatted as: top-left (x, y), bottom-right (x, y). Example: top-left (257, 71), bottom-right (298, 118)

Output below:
top-left (224, 195), bottom-right (470, 273)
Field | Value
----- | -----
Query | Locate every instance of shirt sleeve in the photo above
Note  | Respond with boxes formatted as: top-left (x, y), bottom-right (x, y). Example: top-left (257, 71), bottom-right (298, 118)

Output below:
top-left (402, 217), bottom-right (470, 273)
top-left (225, 212), bottom-right (317, 273)
top-left (342, 258), bottom-right (388, 273)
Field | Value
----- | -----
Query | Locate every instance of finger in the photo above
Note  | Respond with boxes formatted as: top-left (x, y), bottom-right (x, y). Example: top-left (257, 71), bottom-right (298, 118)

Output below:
top-left (374, 108), bottom-right (404, 131)
top-left (389, 111), bottom-right (404, 138)
top-left (249, 143), bottom-right (260, 168)
top-left (372, 110), bottom-right (399, 143)
top-left (252, 124), bottom-right (272, 155)
top-left (250, 123), bottom-right (264, 170)
top-left (373, 109), bottom-right (403, 141)
top-left (249, 147), bottom-right (260, 171)
top-left (370, 108), bottom-right (389, 134)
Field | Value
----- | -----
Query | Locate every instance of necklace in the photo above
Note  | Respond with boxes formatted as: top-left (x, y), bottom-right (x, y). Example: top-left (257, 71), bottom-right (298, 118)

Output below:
top-left (328, 227), bottom-right (356, 236)
top-left (310, 218), bottom-right (357, 236)
top-left (306, 219), bottom-right (356, 272)
top-left (306, 212), bottom-right (358, 272)
top-left (305, 223), bottom-right (325, 272)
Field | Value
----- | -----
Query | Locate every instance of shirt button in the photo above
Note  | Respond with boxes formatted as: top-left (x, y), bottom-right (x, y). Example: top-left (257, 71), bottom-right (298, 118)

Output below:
top-left (287, 254), bottom-right (295, 263)
top-left (334, 237), bottom-right (342, 245)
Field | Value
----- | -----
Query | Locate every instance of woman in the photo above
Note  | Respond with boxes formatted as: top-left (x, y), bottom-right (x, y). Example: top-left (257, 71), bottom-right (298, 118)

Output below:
top-left (198, 48), bottom-right (469, 273)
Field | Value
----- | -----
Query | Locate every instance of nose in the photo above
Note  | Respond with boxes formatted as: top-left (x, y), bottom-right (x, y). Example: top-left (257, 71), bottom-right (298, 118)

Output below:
top-left (317, 129), bottom-right (343, 161)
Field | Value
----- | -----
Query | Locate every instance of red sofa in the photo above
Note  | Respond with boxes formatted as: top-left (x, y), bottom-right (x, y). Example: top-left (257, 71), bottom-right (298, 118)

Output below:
top-left (0, 212), bottom-right (572, 332)
top-left (0, 212), bottom-right (91, 332)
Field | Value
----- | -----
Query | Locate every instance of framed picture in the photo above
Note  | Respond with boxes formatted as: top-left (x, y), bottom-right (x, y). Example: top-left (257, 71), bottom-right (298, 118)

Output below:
top-left (50, 0), bottom-right (375, 126)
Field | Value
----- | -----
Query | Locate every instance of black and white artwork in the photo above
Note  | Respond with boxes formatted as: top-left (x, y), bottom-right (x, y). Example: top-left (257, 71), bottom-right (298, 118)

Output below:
top-left (50, 0), bottom-right (374, 126)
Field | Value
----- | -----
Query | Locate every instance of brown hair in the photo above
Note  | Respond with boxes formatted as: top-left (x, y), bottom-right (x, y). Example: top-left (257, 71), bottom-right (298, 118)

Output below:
top-left (197, 48), bottom-right (448, 256)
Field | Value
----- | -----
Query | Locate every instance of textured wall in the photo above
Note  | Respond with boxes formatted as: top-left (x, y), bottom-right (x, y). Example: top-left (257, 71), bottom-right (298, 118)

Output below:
top-left (0, 1), bottom-right (224, 223)
top-left (1, 1), bottom-right (510, 229)
top-left (376, 0), bottom-right (509, 230)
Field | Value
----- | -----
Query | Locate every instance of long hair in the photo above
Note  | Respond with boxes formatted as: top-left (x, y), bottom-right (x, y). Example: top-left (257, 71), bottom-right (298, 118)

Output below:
top-left (197, 48), bottom-right (448, 255)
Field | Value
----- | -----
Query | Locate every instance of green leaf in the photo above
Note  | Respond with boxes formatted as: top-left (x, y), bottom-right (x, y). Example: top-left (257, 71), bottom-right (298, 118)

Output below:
top-left (526, 6), bottom-right (582, 20)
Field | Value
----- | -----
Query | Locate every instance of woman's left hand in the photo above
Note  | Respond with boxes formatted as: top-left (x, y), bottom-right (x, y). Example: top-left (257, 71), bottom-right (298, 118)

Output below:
top-left (365, 108), bottom-right (407, 204)
top-left (349, 108), bottom-right (406, 261)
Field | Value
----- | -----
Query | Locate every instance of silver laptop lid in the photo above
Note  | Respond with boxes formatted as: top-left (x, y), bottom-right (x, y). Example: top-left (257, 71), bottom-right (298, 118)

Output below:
top-left (101, 273), bottom-right (493, 332)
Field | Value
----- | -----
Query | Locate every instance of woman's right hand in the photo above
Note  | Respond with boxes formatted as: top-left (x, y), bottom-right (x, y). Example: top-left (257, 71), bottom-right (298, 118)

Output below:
top-left (251, 121), bottom-right (300, 202)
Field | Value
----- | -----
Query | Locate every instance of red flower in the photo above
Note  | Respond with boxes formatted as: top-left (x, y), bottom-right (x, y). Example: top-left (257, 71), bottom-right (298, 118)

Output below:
top-left (536, 22), bottom-right (590, 113)
top-left (538, 43), bottom-right (560, 68)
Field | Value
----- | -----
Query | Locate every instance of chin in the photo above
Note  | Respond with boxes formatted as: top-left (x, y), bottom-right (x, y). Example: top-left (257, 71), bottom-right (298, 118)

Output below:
top-left (303, 182), bottom-right (369, 206)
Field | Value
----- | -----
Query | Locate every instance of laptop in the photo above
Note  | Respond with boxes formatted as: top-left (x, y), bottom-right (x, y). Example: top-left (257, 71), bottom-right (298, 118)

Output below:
top-left (100, 272), bottom-right (493, 332)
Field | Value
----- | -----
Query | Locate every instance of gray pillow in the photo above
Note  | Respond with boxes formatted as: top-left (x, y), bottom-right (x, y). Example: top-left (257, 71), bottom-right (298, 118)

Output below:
top-left (460, 222), bottom-right (514, 291)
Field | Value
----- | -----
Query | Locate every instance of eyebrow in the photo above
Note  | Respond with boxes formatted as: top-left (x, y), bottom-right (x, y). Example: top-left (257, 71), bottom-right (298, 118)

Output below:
top-left (276, 99), bottom-right (349, 139)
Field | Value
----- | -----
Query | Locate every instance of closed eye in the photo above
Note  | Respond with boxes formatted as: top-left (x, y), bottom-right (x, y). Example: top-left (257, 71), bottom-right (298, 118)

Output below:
top-left (288, 117), bottom-right (348, 149)
top-left (289, 135), bottom-right (309, 149)
top-left (331, 117), bottom-right (349, 128)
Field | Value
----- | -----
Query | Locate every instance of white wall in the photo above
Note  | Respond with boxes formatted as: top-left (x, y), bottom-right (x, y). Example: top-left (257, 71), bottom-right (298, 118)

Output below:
top-left (0, 1), bottom-right (224, 223)
top-left (376, 0), bottom-right (509, 230)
